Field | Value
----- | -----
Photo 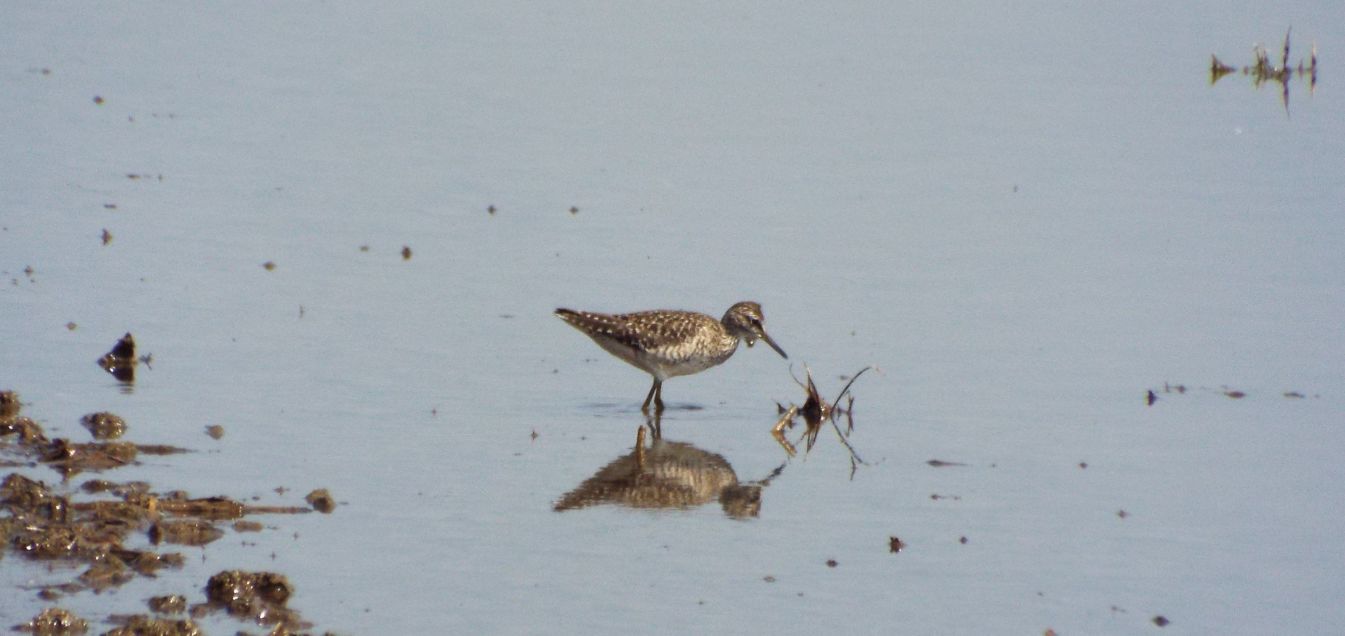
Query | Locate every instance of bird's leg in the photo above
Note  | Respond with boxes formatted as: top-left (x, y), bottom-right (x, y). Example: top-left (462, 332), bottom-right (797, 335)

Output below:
top-left (634, 425), bottom-right (648, 471)
top-left (641, 379), bottom-right (662, 414)
top-left (653, 381), bottom-right (665, 413)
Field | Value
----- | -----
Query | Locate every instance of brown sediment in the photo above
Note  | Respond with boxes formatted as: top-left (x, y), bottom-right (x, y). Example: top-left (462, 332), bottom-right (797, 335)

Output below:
top-left (3, 395), bottom-right (326, 631)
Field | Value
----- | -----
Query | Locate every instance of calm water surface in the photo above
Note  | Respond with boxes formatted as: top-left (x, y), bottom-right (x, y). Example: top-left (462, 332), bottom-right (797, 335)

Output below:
top-left (2, 3), bottom-right (1342, 634)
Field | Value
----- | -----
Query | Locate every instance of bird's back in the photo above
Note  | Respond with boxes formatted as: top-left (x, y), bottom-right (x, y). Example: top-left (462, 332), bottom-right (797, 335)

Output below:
top-left (555, 308), bottom-right (737, 379)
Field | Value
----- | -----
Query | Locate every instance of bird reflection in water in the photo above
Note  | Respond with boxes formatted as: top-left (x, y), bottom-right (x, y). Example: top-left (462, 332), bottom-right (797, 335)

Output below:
top-left (553, 417), bottom-right (782, 519)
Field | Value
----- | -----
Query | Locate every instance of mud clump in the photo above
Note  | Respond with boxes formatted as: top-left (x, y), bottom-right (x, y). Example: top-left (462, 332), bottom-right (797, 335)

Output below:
top-left (80, 412), bottom-right (126, 440)
top-left (305, 488), bottom-right (336, 513)
top-left (79, 554), bottom-right (133, 592)
top-left (150, 519), bottom-right (224, 546)
top-left (15, 607), bottom-right (89, 634)
top-left (148, 594), bottom-right (189, 614)
top-left (0, 390), bottom-right (19, 418)
top-left (103, 615), bottom-right (201, 636)
top-left (204, 570), bottom-right (301, 628)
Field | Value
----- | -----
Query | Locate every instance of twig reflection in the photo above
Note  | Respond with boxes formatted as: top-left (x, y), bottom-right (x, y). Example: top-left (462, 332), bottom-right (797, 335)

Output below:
top-left (1210, 28), bottom-right (1318, 114)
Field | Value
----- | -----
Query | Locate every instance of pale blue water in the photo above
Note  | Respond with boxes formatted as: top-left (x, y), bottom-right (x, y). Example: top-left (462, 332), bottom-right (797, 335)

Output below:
top-left (2, 2), bottom-right (1343, 633)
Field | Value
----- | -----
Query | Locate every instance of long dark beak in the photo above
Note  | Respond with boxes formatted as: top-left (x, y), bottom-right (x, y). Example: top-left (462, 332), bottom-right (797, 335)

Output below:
top-left (759, 331), bottom-right (787, 359)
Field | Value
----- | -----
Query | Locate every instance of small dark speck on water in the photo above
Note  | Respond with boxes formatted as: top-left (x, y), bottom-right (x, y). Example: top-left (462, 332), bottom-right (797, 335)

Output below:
top-left (1146, 390), bottom-right (1157, 406)
top-left (1117, 509), bottom-right (1129, 519)
top-left (1224, 390), bottom-right (1245, 399)
top-left (1152, 615), bottom-right (1170, 627)
top-left (826, 559), bottom-right (837, 568)
top-left (569, 206), bottom-right (579, 214)
top-left (959, 536), bottom-right (968, 544)
top-left (401, 245), bottom-right (412, 260)
top-left (93, 95), bottom-right (104, 105)
top-left (487, 205), bottom-right (497, 215)
top-left (888, 536), bottom-right (905, 553)
top-left (262, 261), bottom-right (276, 271)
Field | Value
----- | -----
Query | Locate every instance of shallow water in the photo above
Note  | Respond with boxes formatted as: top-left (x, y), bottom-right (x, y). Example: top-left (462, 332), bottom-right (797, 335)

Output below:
top-left (3, 3), bottom-right (1343, 634)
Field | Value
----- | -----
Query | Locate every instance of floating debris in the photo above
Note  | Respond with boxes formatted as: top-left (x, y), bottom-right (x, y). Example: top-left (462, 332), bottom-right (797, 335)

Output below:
top-left (825, 559), bottom-right (838, 568)
top-left (204, 424), bottom-right (224, 439)
top-left (401, 245), bottom-right (413, 260)
top-left (100, 229), bottom-right (112, 246)
top-left (487, 204), bottom-right (497, 215)
top-left (66, 322), bottom-right (77, 331)
top-left (93, 95), bottom-right (104, 105)
top-left (888, 536), bottom-right (906, 553)
top-left (1146, 390), bottom-right (1157, 406)
top-left (926, 459), bottom-right (967, 468)
top-left (97, 333), bottom-right (137, 383)
top-left (262, 261), bottom-right (276, 271)
top-left (569, 206), bottom-right (579, 215)
top-left (1153, 615), bottom-right (1170, 627)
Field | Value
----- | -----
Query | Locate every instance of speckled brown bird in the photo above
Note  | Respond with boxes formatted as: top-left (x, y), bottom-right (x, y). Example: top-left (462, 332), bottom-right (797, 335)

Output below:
top-left (555, 301), bottom-right (787, 413)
